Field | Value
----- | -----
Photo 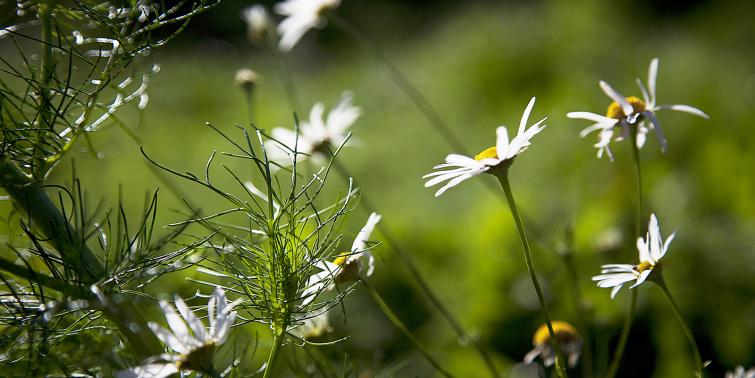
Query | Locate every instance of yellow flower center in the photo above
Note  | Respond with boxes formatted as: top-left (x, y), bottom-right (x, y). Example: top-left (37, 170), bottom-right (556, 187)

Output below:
top-left (332, 254), bottom-right (348, 266)
top-left (474, 146), bottom-right (498, 161)
top-left (533, 321), bottom-right (580, 346)
top-left (606, 96), bottom-right (646, 119)
top-left (177, 341), bottom-right (216, 372)
top-left (636, 260), bottom-right (654, 273)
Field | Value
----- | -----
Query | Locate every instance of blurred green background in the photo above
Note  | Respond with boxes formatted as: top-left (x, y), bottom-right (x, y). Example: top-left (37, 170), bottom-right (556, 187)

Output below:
top-left (10, 0), bottom-right (755, 376)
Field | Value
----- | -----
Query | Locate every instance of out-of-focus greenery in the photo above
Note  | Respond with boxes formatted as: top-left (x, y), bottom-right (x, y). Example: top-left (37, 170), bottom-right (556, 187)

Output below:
top-left (5, 0), bottom-right (753, 376)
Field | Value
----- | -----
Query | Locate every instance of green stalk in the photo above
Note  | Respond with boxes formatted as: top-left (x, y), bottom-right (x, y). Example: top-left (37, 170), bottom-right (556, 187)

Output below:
top-left (605, 127), bottom-right (643, 378)
top-left (0, 160), bottom-right (162, 357)
top-left (33, 1), bottom-right (54, 175)
top-left (655, 277), bottom-right (703, 377)
top-left (330, 159), bottom-right (499, 377)
top-left (263, 331), bottom-right (285, 378)
top-left (329, 13), bottom-right (468, 154)
top-left (363, 279), bottom-right (453, 378)
top-left (496, 174), bottom-right (566, 378)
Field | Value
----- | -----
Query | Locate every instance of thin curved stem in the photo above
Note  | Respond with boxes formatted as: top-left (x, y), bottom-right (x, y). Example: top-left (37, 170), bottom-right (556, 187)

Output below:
top-left (263, 331), bottom-right (285, 378)
top-left (605, 128), bottom-right (644, 378)
top-left (329, 13), bottom-right (468, 154)
top-left (656, 277), bottom-right (703, 377)
top-left (330, 159), bottom-right (499, 377)
top-left (604, 290), bottom-right (637, 378)
top-left (363, 279), bottom-right (453, 378)
top-left (497, 174), bottom-right (566, 378)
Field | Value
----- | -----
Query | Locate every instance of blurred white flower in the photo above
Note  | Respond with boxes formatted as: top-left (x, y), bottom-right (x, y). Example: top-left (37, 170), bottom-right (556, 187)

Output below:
top-left (302, 213), bottom-right (381, 303)
top-left (524, 321), bottom-right (583, 368)
top-left (117, 288), bottom-right (237, 378)
top-left (264, 91), bottom-right (361, 167)
top-left (592, 213), bottom-right (676, 298)
top-left (423, 97), bottom-right (546, 197)
top-left (274, 0), bottom-right (340, 52)
top-left (290, 311), bottom-right (332, 340)
top-left (726, 366), bottom-right (755, 378)
top-left (568, 58), bottom-right (709, 160)
top-left (241, 5), bottom-right (273, 43)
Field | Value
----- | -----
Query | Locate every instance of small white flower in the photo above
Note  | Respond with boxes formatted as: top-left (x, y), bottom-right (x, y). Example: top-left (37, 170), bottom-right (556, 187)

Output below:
top-left (290, 310), bottom-right (332, 340)
top-left (423, 97), bottom-right (546, 197)
top-left (592, 213), bottom-right (676, 298)
top-left (302, 213), bottom-right (381, 303)
top-left (117, 288), bottom-right (238, 378)
top-left (726, 366), bottom-right (755, 378)
top-left (568, 58), bottom-right (709, 160)
top-left (241, 5), bottom-right (273, 43)
top-left (274, 0), bottom-right (340, 52)
top-left (264, 92), bottom-right (361, 167)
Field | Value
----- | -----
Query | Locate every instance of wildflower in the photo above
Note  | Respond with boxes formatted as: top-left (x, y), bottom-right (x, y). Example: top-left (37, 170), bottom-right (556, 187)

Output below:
top-left (241, 5), bottom-right (273, 43)
top-left (592, 213), bottom-right (675, 298)
top-left (290, 311), bottom-right (332, 340)
top-left (117, 288), bottom-right (237, 378)
top-left (264, 92), bottom-right (361, 166)
top-left (524, 321), bottom-right (583, 368)
top-left (302, 213), bottom-right (381, 303)
top-left (234, 68), bottom-right (260, 94)
top-left (423, 97), bottom-right (546, 197)
top-left (726, 366), bottom-right (755, 378)
top-left (568, 58), bottom-right (708, 160)
top-left (274, 0), bottom-right (340, 52)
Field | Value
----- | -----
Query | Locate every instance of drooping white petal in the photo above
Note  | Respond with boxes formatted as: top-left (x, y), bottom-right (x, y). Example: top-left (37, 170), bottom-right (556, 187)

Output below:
top-left (631, 270), bottom-right (652, 287)
top-left (644, 111), bottom-right (667, 153)
top-left (662, 231), bottom-right (676, 259)
top-left (567, 111), bottom-right (616, 124)
top-left (599, 80), bottom-right (634, 117)
top-left (434, 171), bottom-right (480, 197)
top-left (610, 284), bottom-right (624, 299)
top-left (148, 323), bottom-right (189, 355)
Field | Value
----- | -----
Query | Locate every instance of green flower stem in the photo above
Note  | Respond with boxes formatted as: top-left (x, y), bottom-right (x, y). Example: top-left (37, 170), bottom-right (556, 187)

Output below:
top-left (34, 1), bottom-right (54, 174)
top-left (496, 173), bottom-right (566, 378)
top-left (330, 159), bottom-right (499, 377)
top-left (0, 160), bottom-right (162, 357)
top-left (363, 279), bottom-right (454, 378)
top-left (329, 13), bottom-right (468, 154)
top-left (562, 226), bottom-right (594, 378)
top-left (263, 330), bottom-right (285, 378)
top-left (605, 128), bottom-right (644, 378)
top-left (604, 290), bottom-right (637, 378)
top-left (655, 277), bottom-right (703, 377)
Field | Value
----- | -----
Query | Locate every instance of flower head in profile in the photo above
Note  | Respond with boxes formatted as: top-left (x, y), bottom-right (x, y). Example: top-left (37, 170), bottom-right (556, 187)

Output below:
top-left (524, 321), bottom-right (583, 368)
top-left (726, 366), bottom-right (755, 378)
top-left (592, 213), bottom-right (676, 298)
top-left (117, 288), bottom-right (238, 378)
top-left (568, 58), bottom-right (709, 160)
top-left (241, 5), bottom-right (274, 43)
top-left (423, 97), bottom-right (546, 197)
top-left (302, 213), bottom-right (381, 302)
top-left (264, 91), bottom-right (361, 167)
top-left (290, 311), bottom-right (332, 340)
top-left (274, 0), bottom-right (340, 52)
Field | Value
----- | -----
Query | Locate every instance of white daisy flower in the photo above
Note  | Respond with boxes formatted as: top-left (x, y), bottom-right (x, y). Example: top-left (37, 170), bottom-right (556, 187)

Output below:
top-left (290, 310), bottom-right (332, 340)
top-left (568, 58), bottom-right (709, 160)
top-left (423, 97), bottom-right (546, 197)
top-left (592, 213), bottom-right (676, 299)
top-left (264, 92), bottom-right (361, 167)
top-left (302, 213), bottom-right (381, 303)
top-left (117, 288), bottom-right (238, 378)
top-left (241, 5), bottom-right (274, 43)
top-left (274, 0), bottom-right (340, 52)
top-left (726, 366), bottom-right (755, 378)
top-left (524, 321), bottom-right (583, 369)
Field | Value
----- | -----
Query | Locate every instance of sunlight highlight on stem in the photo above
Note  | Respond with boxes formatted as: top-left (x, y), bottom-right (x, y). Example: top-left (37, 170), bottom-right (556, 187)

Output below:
top-left (497, 174), bottom-right (566, 378)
